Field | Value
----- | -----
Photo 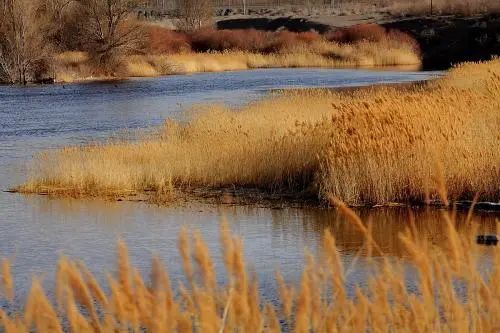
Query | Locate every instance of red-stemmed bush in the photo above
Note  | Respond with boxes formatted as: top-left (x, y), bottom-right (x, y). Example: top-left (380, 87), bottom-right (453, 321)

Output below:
top-left (142, 23), bottom-right (418, 56)
top-left (325, 23), bottom-right (420, 54)
top-left (190, 28), bottom-right (321, 53)
top-left (325, 24), bottom-right (386, 43)
top-left (145, 26), bottom-right (192, 54)
top-left (190, 28), bottom-right (269, 52)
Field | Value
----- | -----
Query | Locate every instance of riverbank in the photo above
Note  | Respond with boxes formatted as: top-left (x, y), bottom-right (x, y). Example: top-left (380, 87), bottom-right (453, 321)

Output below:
top-left (54, 37), bottom-right (420, 83)
top-left (15, 59), bottom-right (500, 206)
top-left (47, 13), bottom-right (500, 84)
top-left (217, 13), bottom-right (500, 70)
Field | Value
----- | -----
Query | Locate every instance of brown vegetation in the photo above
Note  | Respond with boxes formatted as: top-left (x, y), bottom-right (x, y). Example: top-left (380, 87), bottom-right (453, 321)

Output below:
top-left (0, 0), bottom-right (143, 84)
top-left (0, 0), bottom-right (53, 84)
top-left (0, 202), bottom-right (498, 332)
top-left (74, 0), bottom-right (144, 64)
top-left (0, 0), bottom-right (421, 85)
top-left (3, 0), bottom-right (500, 84)
top-left (143, 24), bottom-right (418, 55)
top-left (17, 59), bottom-right (500, 205)
top-left (325, 23), bottom-right (420, 55)
top-left (54, 23), bottom-right (419, 81)
top-left (177, 0), bottom-right (214, 31)
top-left (145, 25), bottom-right (192, 55)
top-left (189, 29), bottom-right (322, 53)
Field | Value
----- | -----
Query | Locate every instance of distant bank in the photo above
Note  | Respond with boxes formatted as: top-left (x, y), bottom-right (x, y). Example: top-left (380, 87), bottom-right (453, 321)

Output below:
top-left (217, 14), bottom-right (500, 70)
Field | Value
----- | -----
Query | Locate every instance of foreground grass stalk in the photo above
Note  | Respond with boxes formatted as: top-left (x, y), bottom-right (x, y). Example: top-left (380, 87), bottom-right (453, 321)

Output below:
top-left (0, 205), bottom-right (498, 332)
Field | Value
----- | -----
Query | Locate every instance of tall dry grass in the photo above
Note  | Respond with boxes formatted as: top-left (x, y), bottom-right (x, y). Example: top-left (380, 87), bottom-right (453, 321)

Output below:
top-left (0, 203), bottom-right (498, 332)
top-left (18, 59), bottom-right (500, 205)
top-left (53, 51), bottom-right (118, 83)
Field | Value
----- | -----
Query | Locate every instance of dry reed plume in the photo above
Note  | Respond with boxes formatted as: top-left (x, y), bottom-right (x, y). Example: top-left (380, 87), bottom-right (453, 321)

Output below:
top-left (0, 203), bottom-right (498, 332)
top-left (18, 59), bottom-right (500, 205)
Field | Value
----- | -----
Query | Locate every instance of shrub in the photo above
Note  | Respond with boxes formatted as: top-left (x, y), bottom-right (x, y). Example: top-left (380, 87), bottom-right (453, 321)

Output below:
top-left (145, 25), bottom-right (192, 54)
top-left (190, 29), bottom-right (322, 53)
top-left (325, 24), bottom-right (420, 54)
top-left (55, 51), bottom-right (90, 66)
top-left (265, 30), bottom-right (321, 52)
top-left (325, 24), bottom-right (387, 43)
top-left (0, 0), bottom-right (53, 84)
top-left (386, 29), bottom-right (421, 54)
top-left (190, 28), bottom-right (269, 52)
top-left (242, 29), bottom-right (274, 51)
top-left (75, 0), bottom-right (144, 64)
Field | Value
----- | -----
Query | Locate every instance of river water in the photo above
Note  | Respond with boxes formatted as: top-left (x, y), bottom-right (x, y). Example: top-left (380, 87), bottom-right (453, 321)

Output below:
top-left (0, 68), bottom-right (496, 305)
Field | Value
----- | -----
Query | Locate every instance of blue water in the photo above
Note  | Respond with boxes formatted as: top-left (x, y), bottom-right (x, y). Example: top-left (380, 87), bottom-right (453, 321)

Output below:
top-left (3, 68), bottom-right (494, 306)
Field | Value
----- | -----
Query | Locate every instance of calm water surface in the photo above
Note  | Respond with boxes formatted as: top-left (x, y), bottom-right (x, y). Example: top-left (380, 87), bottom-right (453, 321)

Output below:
top-left (0, 68), bottom-right (496, 305)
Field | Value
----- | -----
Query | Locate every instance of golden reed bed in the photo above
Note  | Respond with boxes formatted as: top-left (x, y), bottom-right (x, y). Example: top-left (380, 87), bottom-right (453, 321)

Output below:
top-left (0, 200), bottom-right (498, 332)
top-left (17, 59), bottom-right (500, 205)
top-left (123, 41), bottom-right (420, 77)
top-left (55, 38), bottom-right (420, 82)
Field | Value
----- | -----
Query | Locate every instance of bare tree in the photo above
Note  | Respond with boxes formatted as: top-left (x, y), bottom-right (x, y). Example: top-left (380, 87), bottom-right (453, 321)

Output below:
top-left (0, 0), bottom-right (52, 84)
top-left (177, 0), bottom-right (214, 30)
top-left (35, 0), bottom-right (80, 50)
top-left (74, 0), bottom-right (144, 63)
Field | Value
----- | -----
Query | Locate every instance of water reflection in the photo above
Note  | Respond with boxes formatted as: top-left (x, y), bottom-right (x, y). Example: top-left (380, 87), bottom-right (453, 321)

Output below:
top-left (0, 193), bottom-right (497, 305)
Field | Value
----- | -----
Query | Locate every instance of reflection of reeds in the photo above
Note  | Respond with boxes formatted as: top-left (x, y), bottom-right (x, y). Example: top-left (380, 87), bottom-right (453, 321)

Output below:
top-left (18, 59), bottom-right (500, 205)
top-left (1, 259), bottom-right (13, 301)
top-left (296, 205), bottom-right (498, 258)
top-left (0, 205), bottom-right (498, 332)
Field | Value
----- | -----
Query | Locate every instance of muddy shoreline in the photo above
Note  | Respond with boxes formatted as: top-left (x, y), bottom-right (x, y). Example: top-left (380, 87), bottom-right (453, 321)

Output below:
top-left (7, 187), bottom-right (500, 213)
